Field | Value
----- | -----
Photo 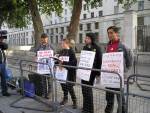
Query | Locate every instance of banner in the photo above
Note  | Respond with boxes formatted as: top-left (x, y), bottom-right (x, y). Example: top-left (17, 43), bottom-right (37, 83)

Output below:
top-left (37, 50), bottom-right (54, 74)
top-left (101, 52), bottom-right (124, 88)
top-left (77, 50), bottom-right (95, 81)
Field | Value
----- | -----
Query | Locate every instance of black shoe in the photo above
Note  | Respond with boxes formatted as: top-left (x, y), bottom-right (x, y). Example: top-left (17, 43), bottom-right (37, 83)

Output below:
top-left (60, 99), bottom-right (68, 105)
top-left (2, 92), bottom-right (11, 96)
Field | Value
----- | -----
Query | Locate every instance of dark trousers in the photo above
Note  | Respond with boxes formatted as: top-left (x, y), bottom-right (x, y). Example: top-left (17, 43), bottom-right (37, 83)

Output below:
top-left (105, 88), bottom-right (126, 113)
top-left (42, 76), bottom-right (51, 97)
top-left (61, 83), bottom-right (76, 101)
top-left (81, 80), bottom-right (94, 113)
top-left (0, 64), bottom-right (8, 94)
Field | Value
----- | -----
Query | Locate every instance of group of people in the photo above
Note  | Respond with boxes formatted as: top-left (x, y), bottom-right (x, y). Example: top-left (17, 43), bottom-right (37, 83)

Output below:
top-left (34, 25), bottom-right (129, 113)
top-left (0, 26), bottom-right (130, 113)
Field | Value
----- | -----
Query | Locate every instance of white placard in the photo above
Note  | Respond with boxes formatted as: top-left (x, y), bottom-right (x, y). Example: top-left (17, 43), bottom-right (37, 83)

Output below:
top-left (101, 52), bottom-right (124, 88)
top-left (77, 50), bottom-right (96, 81)
top-left (37, 50), bottom-right (54, 74)
top-left (55, 67), bottom-right (68, 83)
top-left (59, 56), bottom-right (69, 62)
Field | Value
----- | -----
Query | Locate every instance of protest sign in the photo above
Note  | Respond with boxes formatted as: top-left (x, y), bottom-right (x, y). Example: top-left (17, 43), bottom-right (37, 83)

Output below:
top-left (101, 52), bottom-right (124, 88)
top-left (55, 67), bottom-right (68, 83)
top-left (77, 50), bottom-right (95, 81)
top-left (37, 50), bottom-right (54, 74)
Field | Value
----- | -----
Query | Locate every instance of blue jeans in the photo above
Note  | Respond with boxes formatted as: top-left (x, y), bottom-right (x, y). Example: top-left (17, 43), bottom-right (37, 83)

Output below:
top-left (0, 64), bottom-right (8, 94)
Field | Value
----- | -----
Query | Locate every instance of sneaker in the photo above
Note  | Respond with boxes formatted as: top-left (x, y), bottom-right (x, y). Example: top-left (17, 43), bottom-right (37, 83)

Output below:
top-left (60, 99), bottom-right (68, 105)
top-left (2, 92), bottom-right (11, 96)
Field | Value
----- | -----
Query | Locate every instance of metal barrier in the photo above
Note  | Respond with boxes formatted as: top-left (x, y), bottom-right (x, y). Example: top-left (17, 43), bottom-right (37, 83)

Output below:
top-left (126, 74), bottom-right (150, 113)
top-left (6, 58), bottom-right (124, 113)
top-left (9, 59), bottom-right (55, 112)
top-left (52, 64), bottom-right (124, 113)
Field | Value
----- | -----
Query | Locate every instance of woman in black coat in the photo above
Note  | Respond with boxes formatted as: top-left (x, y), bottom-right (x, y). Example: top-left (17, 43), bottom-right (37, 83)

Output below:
top-left (58, 39), bottom-right (77, 109)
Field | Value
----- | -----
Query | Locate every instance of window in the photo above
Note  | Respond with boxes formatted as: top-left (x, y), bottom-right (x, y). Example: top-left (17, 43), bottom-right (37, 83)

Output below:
top-left (114, 6), bottom-right (119, 14)
top-left (55, 19), bottom-right (57, 24)
top-left (46, 29), bottom-right (49, 34)
top-left (83, 14), bottom-right (87, 19)
top-left (61, 27), bottom-right (64, 33)
top-left (99, 11), bottom-right (103, 17)
top-left (138, 17), bottom-right (144, 25)
top-left (79, 34), bottom-right (83, 43)
top-left (65, 1), bottom-right (67, 6)
top-left (95, 22), bottom-right (99, 29)
top-left (56, 28), bottom-right (58, 33)
top-left (51, 28), bottom-right (54, 34)
top-left (65, 9), bottom-right (67, 15)
top-left (26, 38), bottom-right (28, 45)
top-left (138, 1), bottom-right (144, 10)
top-left (25, 32), bottom-right (28, 37)
top-left (65, 17), bottom-right (67, 22)
top-left (56, 35), bottom-right (58, 43)
top-left (87, 23), bottom-right (91, 31)
top-left (60, 35), bottom-right (63, 41)
top-left (80, 24), bottom-right (83, 31)
top-left (91, 12), bottom-right (94, 18)
top-left (84, 4), bottom-right (87, 10)
top-left (51, 36), bottom-right (53, 43)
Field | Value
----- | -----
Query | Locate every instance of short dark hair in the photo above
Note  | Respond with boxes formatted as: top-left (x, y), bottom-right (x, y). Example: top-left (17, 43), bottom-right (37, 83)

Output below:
top-left (107, 26), bottom-right (120, 33)
top-left (41, 33), bottom-right (48, 38)
top-left (86, 33), bottom-right (96, 40)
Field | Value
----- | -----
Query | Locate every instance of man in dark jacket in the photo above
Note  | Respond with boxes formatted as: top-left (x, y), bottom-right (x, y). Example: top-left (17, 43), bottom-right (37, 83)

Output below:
top-left (105, 26), bottom-right (127, 113)
top-left (33, 33), bottom-right (53, 98)
top-left (0, 31), bottom-right (10, 96)
top-left (81, 33), bottom-right (102, 113)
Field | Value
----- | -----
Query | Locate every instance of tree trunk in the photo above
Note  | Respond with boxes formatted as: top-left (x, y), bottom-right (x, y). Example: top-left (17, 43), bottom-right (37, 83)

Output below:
top-left (27, 0), bottom-right (44, 49)
top-left (67, 0), bottom-right (83, 42)
top-left (0, 19), bottom-right (4, 30)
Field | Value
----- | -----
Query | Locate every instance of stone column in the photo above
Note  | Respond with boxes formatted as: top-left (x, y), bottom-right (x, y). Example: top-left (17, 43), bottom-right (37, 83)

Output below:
top-left (123, 11), bottom-right (137, 50)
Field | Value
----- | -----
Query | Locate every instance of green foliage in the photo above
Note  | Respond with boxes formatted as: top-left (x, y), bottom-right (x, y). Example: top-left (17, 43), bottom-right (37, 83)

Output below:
top-left (38, 0), bottom-right (63, 16)
top-left (0, 0), bottom-right (63, 28)
top-left (0, 0), bottom-right (30, 28)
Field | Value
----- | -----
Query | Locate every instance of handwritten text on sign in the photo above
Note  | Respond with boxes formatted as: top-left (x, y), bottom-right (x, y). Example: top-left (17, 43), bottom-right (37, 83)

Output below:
top-left (37, 50), bottom-right (54, 74)
top-left (101, 52), bottom-right (124, 88)
top-left (77, 50), bottom-right (95, 81)
top-left (55, 67), bottom-right (68, 83)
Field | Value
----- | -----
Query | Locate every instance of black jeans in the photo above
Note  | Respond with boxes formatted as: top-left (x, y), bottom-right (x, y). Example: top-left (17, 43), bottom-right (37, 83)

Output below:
top-left (105, 88), bottom-right (126, 113)
top-left (61, 83), bottom-right (76, 101)
top-left (0, 64), bottom-right (8, 94)
top-left (81, 80), bottom-right (94, 113)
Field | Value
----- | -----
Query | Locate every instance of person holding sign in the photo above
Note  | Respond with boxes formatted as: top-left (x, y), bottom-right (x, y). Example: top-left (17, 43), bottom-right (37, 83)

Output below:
top-left (58, 39), bottom-right (77, 109)
top-left (81, 33), bottom-right (102, 113)
top-left (104, 26), bottom-right (130, 113)
top-left (33, 33), bottom-right (53, 98)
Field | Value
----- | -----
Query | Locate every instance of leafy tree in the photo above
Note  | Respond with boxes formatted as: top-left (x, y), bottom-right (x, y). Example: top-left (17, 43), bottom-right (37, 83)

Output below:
top-left (0, 0), bottom-right (63, 48)
top-left (26, 0), bottom-right (63, 48)
top-left (0, 0), bottom-right (29, 29)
